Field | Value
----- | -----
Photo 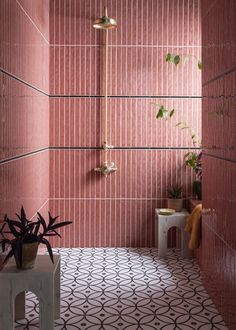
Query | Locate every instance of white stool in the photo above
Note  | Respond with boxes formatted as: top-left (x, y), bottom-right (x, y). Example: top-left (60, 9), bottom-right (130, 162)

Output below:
top-left (155, 209), bottom-right (190, 258)
top-left (0, 254), bottom-right (60, 330)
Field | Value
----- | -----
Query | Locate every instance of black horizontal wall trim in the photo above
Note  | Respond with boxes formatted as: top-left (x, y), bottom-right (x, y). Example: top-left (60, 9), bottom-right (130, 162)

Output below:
top-left (50, 146), bottom-right (200, 151)
top-left (1, 69), bottom-right (202, 100)
top-left (203, 66), bottom-right (236, 87)
top-left (0, 68), bottom-right (49, 96)
top-left (50, 94), bottom-right (202, 99)
top-left (0, 146), bottom-right (200, 164)
top-left (0, 147), bottom-right (49, 165)
top-left (203, 152), bottom-right (236, 164)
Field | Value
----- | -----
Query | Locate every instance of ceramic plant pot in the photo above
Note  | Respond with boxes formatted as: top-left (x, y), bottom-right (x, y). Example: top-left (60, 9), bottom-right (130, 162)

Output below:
top-left (167, 198), bottom-right (183, 212)
top-left (13, 241), bottom-right (39, 270)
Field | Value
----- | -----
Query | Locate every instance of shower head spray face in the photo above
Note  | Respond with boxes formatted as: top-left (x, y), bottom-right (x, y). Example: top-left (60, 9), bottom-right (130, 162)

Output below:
top-left (93, 7), bottom-right (117, 30)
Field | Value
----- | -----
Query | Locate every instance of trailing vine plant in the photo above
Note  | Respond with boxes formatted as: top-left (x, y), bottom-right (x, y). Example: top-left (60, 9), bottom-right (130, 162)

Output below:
top-left (152, 102), bottom-right (202, 179)
top-left (165, 53), bottom-right (202, 71)
top-left (152, 52), bottom-right (202, 178)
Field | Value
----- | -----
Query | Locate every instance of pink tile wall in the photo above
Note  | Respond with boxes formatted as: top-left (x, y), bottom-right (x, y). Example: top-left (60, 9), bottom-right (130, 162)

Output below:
top-left (202, 0), bottom-right (236, 328)
top-left (49, 149), bottom-right (194, 199)
top-left (50, 46), bottom-right (201, 97)
top-left (0, 0), bottom-right (49, 230)
top-left (50, 0), bottom-right (201, 47)
top-left (49, 97), bottom-right (201, 148)
top-left (0, 152), bottom-right (49, 220)
top-left (49, 0), bottom-right (202, 248)
top-left (0, 72), bottom-right (49, 161)
top-left (200, 223), bottom-right (236, 329)
top-left (203, 72), bottom-right (236, 160)
top-left (0, 0), bottom-right (49, 93)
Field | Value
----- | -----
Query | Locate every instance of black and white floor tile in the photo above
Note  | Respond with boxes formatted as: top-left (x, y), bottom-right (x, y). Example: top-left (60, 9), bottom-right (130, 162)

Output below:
top-left (15, 248), bottom-right (228, 330)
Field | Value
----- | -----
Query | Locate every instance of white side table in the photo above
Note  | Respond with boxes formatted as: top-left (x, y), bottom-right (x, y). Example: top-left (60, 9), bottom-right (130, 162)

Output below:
top-left (0, 254), bottom-right (60, 330)
top-left (155, 209), bottom-right (190, 259)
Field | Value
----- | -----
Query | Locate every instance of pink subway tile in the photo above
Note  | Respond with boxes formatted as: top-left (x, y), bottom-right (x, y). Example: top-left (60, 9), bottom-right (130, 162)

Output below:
top-left (0, 73), bottom-right (49, 161)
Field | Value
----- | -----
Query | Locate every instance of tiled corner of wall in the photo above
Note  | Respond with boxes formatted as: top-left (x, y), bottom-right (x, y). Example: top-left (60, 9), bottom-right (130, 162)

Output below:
top-left (0, 0), bottom-right (50, 219)
top-left (202, 0), bottom-right (236, 328)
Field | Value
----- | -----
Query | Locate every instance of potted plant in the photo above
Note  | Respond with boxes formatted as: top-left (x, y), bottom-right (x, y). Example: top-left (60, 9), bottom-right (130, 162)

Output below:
top-left (185, 151), bottom-right (202, 199)
top-left (0, 206), bottom-right (72, 270)
top-left (167, 184), bottom-right (183, 212)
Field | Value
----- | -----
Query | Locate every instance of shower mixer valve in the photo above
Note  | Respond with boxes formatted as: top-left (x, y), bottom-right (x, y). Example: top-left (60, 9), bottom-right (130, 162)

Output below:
top-left (94, 161), bottom-right (117, 177)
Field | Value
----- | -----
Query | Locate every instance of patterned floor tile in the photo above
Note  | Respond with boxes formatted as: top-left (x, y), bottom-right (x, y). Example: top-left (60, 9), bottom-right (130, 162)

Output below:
top-left (15, 248), bottom-right (228, 330)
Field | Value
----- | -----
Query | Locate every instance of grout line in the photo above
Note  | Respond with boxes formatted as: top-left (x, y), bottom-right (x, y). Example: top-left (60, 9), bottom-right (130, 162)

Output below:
top-left (49, 197), bottom-right (175, 201)
top-left (0, 147), bottom-right (49, 165)
top-left (15, 0), bottom-right (50, 45)
top-left (0, 69), bottom-right (202, 99)
top-left (203, 67), bottom-right (236, 86)
top-left (49, 146), bottom-right (200, 150)
top-left (203, 152), bottom-right (236, 164)
top-left (50, 44), bottom-right (202, 48)
top-left (203, 221), bottom-right (236, 254)
top-left (50, 95), bottom-right (202, 99)
top-left (0, 68), bottom-right (49, 96)
top-left (30, 199), bottom-right (49, 220)
top-left (202, 0), bottom-right (218, 20)
top-left (0, 146), bottom-right (200, 165)
top-left (0, 68), bottom-right (202, 100)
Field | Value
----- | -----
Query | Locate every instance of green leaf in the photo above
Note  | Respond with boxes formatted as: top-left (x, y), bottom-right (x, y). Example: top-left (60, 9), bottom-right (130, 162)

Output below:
top-left (156, 109), bottom-right (163, 119)
top-left (169, 109), bottom-right (175, 117)
top-left (37, 212), bottom-right (47, 233)
top-left (198, 61), bottom-right (202, 70)
top-left (173, 55), bottom-right (180, 65)
top-left (49, 221), bottom-right (72, 231)
top-left (156, 105), bottom-right (165, 119)
top-left (170, 54), bottom-right (176, 63)
top-left (165, 53), bottom-right (171, 62)
top-left (41, 238), bottom-right (54, 263)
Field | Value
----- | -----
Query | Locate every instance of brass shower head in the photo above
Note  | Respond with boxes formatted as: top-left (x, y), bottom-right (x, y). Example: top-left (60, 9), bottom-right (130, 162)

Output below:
top-left (93, 7), bottom-right (117, 30)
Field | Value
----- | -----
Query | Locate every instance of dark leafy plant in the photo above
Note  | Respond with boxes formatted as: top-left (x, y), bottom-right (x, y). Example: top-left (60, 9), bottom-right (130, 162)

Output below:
top-left (167, 184), bottom-right (183, 199)
top-left (0, 206), bottom-right (72, 266)
top-left (184, 151), bottom-right (202, 180)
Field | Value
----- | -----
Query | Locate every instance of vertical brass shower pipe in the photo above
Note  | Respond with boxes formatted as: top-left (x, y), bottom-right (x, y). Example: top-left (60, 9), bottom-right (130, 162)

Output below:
top-left (104, 27), bottom-right (108, 163)
top-left (94, 7), bottom-right (117, 176)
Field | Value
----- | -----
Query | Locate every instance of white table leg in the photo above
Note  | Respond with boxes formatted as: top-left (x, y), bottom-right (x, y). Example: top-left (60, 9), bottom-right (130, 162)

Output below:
top-left (0, 281), bottom-right (14, 330)
top-left (39, 279), bottom-right (54, 330)
top-left (158, 222), bottom-right (168, 258)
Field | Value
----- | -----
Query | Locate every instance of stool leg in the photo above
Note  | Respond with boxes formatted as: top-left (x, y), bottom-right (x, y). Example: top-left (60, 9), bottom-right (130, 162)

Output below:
top-left (158, 224), bottom-right (168, 258)
top-left (39, 279), bottom-right (54, 330)
top-left (0, 282), bottom-right (14, 330)
top-left (15, 292), bottom-right (25, 320)
top-left (54, 260), bottom-right (60, 320)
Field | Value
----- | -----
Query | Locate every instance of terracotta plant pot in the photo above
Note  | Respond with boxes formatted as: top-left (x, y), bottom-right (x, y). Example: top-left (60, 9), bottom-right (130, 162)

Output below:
top-left (13, 241), bottom-right (39, 270)
top-left (167, 198), bottom-right (183, 212)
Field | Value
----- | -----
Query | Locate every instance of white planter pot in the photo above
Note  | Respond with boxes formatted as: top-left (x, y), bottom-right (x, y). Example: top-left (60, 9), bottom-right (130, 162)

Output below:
top-left (167, 198), bottom-right (183, 212)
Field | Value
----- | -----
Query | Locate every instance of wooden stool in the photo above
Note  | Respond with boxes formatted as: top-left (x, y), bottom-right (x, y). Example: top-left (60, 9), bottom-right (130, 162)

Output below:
top-left (155, 209), bottom-right (190, 258)
top-left (0, 254), bottom-right (60, 330)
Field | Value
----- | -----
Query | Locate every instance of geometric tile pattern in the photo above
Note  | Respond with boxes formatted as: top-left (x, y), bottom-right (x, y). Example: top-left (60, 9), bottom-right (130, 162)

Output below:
top-left (15, 248), bottom-right (227, 330)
